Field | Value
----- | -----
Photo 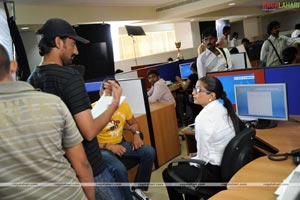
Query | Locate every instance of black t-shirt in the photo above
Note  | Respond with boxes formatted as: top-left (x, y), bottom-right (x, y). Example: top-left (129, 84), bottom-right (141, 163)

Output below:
top-left (188, 73), bottom-right (199, 90)
top-left (27, 64), bottom-right (105, 176)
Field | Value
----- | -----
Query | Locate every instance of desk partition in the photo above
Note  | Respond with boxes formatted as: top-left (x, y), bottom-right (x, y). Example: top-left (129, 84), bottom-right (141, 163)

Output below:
top-left (207, 65), bottom-right (300, 115)
top-left (264, 65), bottom-right (300, 115)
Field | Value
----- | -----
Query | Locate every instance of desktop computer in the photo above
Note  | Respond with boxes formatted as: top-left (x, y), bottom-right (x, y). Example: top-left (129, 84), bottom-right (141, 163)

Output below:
top-left (234, 83), bottom-right (288, 129)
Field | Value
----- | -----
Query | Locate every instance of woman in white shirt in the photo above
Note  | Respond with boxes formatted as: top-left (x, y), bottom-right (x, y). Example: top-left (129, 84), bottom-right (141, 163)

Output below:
top-left (162, 76), bottom-right (242, 200)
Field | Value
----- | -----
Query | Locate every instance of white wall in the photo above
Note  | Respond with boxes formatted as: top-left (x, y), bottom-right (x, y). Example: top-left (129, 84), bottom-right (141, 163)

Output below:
top-left (20, 31), bottom-right (40, 72)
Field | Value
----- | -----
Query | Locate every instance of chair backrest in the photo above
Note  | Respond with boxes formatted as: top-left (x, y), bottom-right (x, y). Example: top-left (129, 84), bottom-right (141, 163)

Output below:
top-left (221, 127), bottom-right (256, 182)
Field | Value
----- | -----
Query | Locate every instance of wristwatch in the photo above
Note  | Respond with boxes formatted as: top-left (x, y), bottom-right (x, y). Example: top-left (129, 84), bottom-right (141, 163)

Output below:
top-left (133, 131), bottom-right (144, 140)
top-left (134, 131), bottom-right (141, 135)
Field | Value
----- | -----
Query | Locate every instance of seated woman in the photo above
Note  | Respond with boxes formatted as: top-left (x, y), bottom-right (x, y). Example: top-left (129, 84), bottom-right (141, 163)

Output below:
top-left (162, 76), bottom-right (242, 200)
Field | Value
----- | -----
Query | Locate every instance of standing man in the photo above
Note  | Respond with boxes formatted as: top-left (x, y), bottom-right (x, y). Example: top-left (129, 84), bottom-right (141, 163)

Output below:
top-left (197, 27), bottom-right (232, 78)
top-left (147, 69), bottom-right (175, 103)
top-left (217, 25), bottom-right (231, 48)
top-left (260, 21), bottom-right (296, 67)
top-left (27, 18), bottom-right (123, 200)
top-left (0, 43), bottom-right (94, 199)
top-left (94, 78), bottom-right (155, 200)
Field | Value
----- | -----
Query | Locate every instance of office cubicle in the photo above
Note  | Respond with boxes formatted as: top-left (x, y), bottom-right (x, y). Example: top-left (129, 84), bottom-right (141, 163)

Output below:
top-left (264, 65), bottom-right (300, 115)
top-left (85, 78), bottom-right (158, 168)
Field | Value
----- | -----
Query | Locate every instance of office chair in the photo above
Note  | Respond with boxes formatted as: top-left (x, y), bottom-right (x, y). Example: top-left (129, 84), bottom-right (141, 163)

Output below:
top-left (166, 127), bottom-right (256, 199)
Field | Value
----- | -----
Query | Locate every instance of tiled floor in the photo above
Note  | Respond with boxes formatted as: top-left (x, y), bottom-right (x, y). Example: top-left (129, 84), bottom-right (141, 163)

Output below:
top-left (145, 134), bottom-right (187, 200)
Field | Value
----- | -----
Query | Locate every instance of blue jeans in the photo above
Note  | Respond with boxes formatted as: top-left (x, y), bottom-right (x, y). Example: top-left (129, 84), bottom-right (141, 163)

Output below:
top-left (94, 168), bottom-right (124, 200)
top-left (101, 141), bottom-right (155, 200)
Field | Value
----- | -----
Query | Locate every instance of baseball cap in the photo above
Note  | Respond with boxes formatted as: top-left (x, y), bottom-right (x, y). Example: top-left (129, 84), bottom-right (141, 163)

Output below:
top-left (37, 18), bottom-right (89, 44)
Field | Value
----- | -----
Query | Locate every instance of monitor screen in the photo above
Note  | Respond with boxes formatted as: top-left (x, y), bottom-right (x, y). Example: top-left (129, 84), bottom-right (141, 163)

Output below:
top-left (217, 74), bottom-right (255, 104)
top-left (179, 62), bottom-right (193, 79)
top-left (234, 84), bottom-right (288, 121)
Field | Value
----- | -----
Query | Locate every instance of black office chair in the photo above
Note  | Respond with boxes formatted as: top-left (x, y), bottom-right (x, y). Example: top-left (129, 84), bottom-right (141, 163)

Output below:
top-left (166, 127), bottom-right (256, 199)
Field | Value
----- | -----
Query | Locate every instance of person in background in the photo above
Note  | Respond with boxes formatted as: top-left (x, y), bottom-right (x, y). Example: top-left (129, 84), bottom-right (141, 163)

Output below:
top-left (230, 32), bottom-right (239, 48)
top-left (241, 38), bottom-right (250, 46)
top-left (282, 46), bottom-right (300, 64)
top-left (162, 76), bottom-right (243, 200)
top-left (197, 42), bottom-right (206, 55)
top-left (167, 57), bottom-right (174, 62)
top-left (147, 69), bottom-right (175, 103)
top-left (0, 43), bottom-right (94, 200)
top-left (93, 78), bottom-right (155, 200)
top-left (27, 18), bottom-right (123, 200)
top-left (197, 27), bottom-right (232, 79)
top-left (175, 62), bottom-right (202, 125)
top-left (115, 69), bottom-right (124, 74)
top-left (291, 24), bottom-right (300, 38)
top-left (260, 21), bottom-right (296, 67)
top-left (217, 25), bottom-right (231, 48)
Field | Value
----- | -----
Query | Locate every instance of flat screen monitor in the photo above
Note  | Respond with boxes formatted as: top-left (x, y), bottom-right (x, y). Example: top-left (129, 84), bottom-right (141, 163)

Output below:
top-left (217, 73), bottom-right (255, 104)
top-left (179, 62), bottom-right (193, 79)
top-left (234, 84), bottom-right (288, 128)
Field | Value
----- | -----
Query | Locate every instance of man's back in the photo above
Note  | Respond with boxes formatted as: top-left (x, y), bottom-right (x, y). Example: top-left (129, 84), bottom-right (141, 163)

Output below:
top-left (0, 81), bottom-right (86, 200)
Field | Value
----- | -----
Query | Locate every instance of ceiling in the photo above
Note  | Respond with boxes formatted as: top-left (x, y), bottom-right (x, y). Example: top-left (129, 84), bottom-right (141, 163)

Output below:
top-left (6, 0), bottom-right (292, 31)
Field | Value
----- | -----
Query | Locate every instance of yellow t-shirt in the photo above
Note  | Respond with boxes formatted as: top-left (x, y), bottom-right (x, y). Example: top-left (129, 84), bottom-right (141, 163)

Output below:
top-left (92, 100), bottom-right (133, 144)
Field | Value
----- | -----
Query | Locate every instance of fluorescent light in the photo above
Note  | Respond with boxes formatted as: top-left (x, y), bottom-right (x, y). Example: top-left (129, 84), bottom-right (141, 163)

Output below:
top-left (21, 27), bottom-right (29, 30)
top-left (229, 2), bottom-right (235, 6)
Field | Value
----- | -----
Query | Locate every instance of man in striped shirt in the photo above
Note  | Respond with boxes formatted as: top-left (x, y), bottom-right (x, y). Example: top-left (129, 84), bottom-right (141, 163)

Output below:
top-left (0, 44), bottom-right (94, 199)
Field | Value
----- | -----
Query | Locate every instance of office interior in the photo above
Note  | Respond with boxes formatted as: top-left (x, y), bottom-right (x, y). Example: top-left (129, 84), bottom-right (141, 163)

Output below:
top-left (2, 0), bottom-right (300, 199)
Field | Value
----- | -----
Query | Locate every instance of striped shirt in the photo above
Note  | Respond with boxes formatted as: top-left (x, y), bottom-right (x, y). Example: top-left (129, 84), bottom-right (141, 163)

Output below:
top-left (27, 64), bottom-right (105, 176)
top-left (0, 81), bottom-right (86, 200)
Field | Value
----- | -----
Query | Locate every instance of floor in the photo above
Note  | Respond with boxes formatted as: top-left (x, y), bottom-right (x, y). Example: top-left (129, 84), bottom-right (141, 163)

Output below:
top-left (145, 131), bottom-right (188, 200)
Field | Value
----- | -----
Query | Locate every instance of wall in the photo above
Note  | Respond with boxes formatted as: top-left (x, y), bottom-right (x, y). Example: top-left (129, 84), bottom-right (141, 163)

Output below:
top-left (20, 31), bottom-right (40, 72)
top-left (114, 48), bottom-right (197, 72)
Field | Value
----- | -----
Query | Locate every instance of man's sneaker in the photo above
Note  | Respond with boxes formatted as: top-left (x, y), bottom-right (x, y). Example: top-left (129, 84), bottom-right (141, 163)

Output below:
top-left (131, 187), bottom-right (150, 200)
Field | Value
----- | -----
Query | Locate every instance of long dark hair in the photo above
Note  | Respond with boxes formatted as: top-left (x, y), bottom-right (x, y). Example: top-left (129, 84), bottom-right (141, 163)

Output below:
top-left (200, 76), bottom-right (243, 134)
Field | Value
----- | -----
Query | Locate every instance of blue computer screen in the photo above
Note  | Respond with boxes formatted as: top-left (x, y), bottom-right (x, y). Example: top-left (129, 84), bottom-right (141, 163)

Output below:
top-left (217, 74), bottom-right (255, 104)
top-left (85, 81), bottom-right (102, 92)
top-left (179, 63), bottom-right (193, 79)
top-left (234, 84), bottom-right (288, 121)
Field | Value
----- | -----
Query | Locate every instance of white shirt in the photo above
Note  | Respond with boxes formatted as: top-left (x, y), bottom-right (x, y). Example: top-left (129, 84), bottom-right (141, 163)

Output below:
top-left (291, 29), bottom-right (300, 38)
top-left (260, 35), bottom-right (295, 67)
top-left (191, 100), bottom-right (235, 166)
top-left (230, 38), bottom-right (238, 48)
top-left (196, 47), bottom-right (232, 79)
top-left (147, 78), bottom-right (175, 103)
top-left (0, 8), bottom-right (13, 60)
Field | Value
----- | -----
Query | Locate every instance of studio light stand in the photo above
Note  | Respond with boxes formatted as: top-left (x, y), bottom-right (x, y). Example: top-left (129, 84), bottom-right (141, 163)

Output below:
top-left (125, 25), bottom-right (146, 66)
top-left (130, 34), bottom-right (138, 66)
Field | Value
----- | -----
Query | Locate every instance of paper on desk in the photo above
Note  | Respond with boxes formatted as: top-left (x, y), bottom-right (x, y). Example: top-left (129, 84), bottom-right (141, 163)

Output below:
top-left (91, 96), bottom-right (125, 119)
top-left (275, 164), bottom-right (300, 200)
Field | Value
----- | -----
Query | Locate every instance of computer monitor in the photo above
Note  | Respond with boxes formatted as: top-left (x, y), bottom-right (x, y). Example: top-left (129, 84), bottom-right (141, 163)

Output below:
top-left (216, 73), bottom-right (255, 104)
top-left (234, 83), bottom-right (288, 129)
top-left (179, 62), bottom-right (193, 79)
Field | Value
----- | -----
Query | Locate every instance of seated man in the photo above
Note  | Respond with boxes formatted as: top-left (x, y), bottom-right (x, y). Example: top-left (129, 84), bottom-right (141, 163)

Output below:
top-left (147, 69), bottom-right (175, 103)
top-left (93, 78), bottom-right (156, 200)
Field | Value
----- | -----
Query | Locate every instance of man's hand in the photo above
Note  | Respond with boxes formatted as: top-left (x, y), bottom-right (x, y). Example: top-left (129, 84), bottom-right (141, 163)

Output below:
top-left (108, 144), bottom-right (126, 157)
top-left (103, 80), bottom-right (122, 103)
top-left (132, 134), bottom-right (144, 150)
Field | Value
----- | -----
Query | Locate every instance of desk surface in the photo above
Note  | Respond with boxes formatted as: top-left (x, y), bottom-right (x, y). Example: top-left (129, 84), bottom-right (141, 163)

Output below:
top-left (209, 119), bottom-right (300, 200)
top-left (256, 119), bottom-right (300, 153)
